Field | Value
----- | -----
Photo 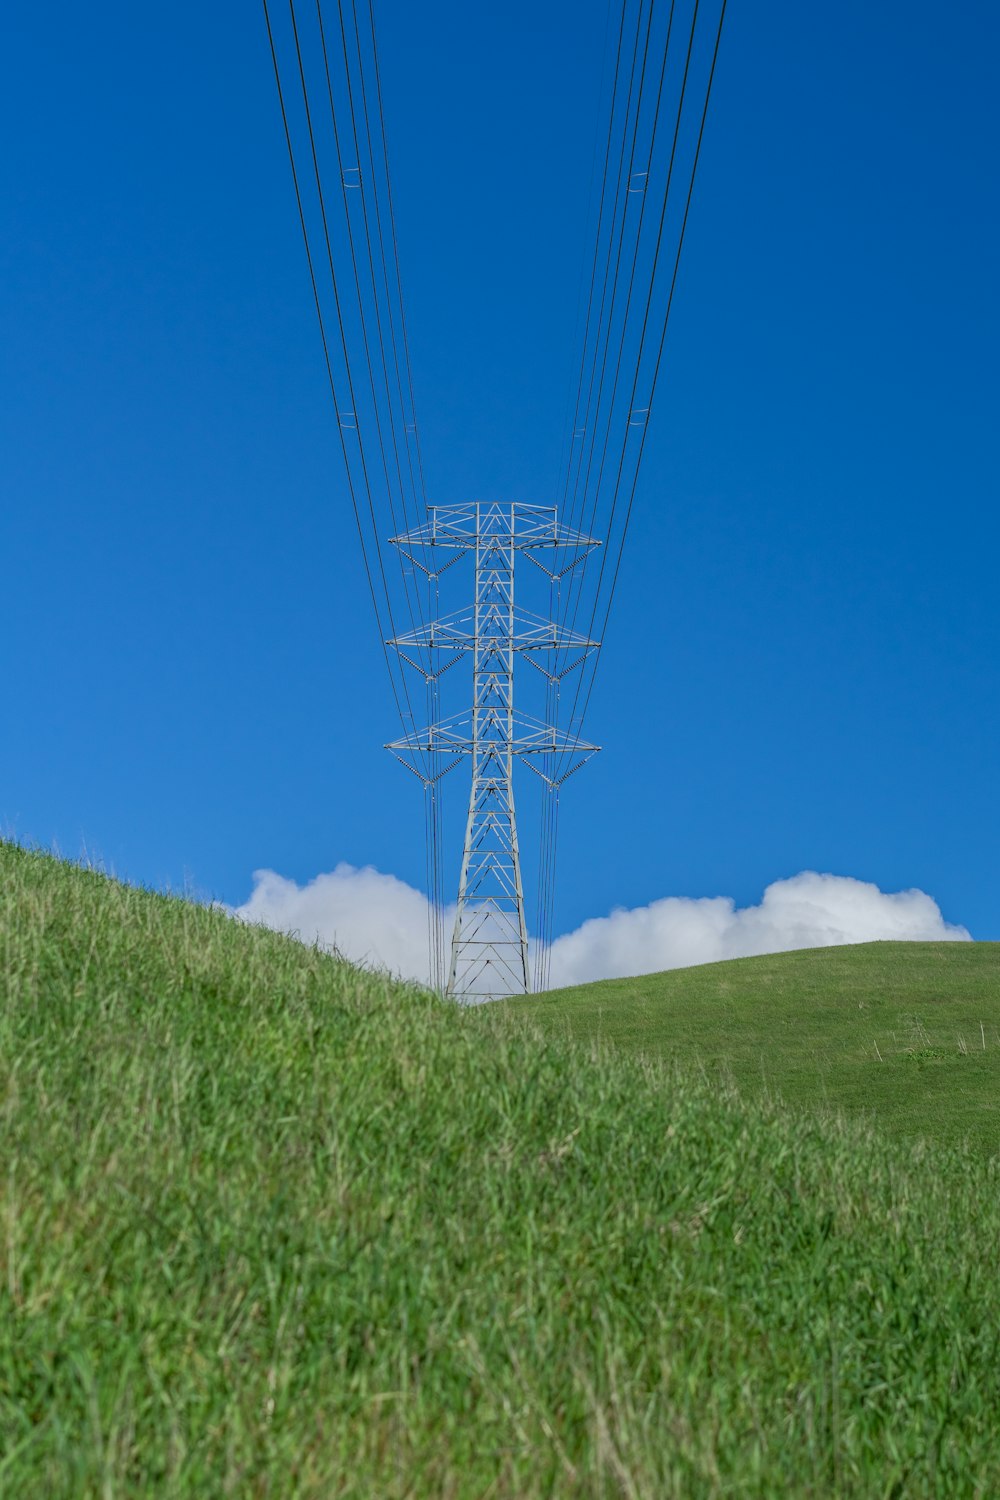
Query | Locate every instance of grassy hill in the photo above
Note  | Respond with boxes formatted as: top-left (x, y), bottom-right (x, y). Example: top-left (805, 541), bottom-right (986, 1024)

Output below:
top-left (509, 943), bottom-right (1000, 1157)
top-left (4, 842), bottom-right (1000, 1495)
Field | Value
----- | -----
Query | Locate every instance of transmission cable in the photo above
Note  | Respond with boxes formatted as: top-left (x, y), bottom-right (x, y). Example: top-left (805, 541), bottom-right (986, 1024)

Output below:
top-left (559, 0), bottom-right (728, 778)
top-left (536, 0), bottom-right (667, 981)
top-left (534, 0), bottom-right (637, 984)
top-left (563, 0), bottom-right (652, 542)
top-left (312, 0), bottom-right (426, 643)
top-left (264, 0), bottom-right (433, 802)
top-left (548, 0), bottom-right (691, 740)
top-left (353, 0), bottom-right (447, 988)
top-left (557, 0), bottom-right (679, 663)
top-left (317, 0), bottom-right (446, 984)
top-left (355, 0), bottom-right (448, 985)
top-left (538, 0), bottom-right (658, 983)
top-left (539, 0), bottom-right (727, 983)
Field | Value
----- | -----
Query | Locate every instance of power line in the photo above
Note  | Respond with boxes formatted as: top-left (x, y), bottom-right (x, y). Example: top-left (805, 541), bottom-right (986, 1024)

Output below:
top-left (312, 0), bottom-right (425, 637)
top-left (551, 0), bottom-right (695, 721)
top-left (536, 0), bottom-right (641, 980)
top-left (540, 0), bottom-right (696, 981)
top-left (266, 0), bottom-right (726, 995)
top-left (267, 0), bottom-right (448, 986)
top-left (559, 0), bottom-right (728, 779)
top-left (265, 0), bottom-right (431, 780)
top-left (344, 0), bottom-right (423, 534)
top-left (316, 0), bottom-right (446, 983)
top-left (535, 0), bottom-right (727, 981)
top-left (563, 0), bottom-right (652, 541)
top-left (262, 1), bottom-right (397, 707)
top-left (556, 0), bottom-right (680, 662)
top-left (356, 0), bottom-right (448, 983)
top-left (557, 0), bottom-right (631, 525)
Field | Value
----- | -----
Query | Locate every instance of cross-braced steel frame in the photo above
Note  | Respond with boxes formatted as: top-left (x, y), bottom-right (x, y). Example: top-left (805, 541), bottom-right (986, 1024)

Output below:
top-left (386, 502), bottom-right (600, 1001)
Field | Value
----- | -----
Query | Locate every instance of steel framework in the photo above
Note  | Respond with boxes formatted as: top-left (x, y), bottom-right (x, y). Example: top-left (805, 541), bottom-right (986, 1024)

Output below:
top-left (387, 502), bottom-right (600, 1001)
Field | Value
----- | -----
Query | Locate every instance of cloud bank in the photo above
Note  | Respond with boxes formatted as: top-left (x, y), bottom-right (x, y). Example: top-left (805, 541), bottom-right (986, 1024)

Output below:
top-left (229, 865), bottom-right (969, 992)
top-left (231, 863), bottom-right (443, 982)
top-left (545, 871), bottom-right (969, 987)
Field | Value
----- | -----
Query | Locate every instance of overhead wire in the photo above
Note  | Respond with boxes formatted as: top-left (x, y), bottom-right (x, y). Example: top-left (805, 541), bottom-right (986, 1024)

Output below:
top-left (535, 0), bottom-right (621, 991)
top-left (268, 0), bottom-right (447, 991)
top-left (349, 0), bottom-right (447, 989)
top-left (538, 0), bottom-right (657, 986)
top-left (359, 0), bottom-right (447, 988)
top-left (534, 0), bottom-right (643, 989)
top-left (538, 0), bottom-right (727, 987)
top-left (312, 0), bottom-right (424, 636)
top-left (267, 0), bottom-right (448, 996)
top-left (556, 0), bottom-right (630, 526)
top-left (558, 0), bottom-right (728, 780)
top-left (540, 0), bottom-right (664, 981)
top-left (549, 1), bottom-right (613, 525)
top-left (267, 0), bottom-right (725, 996)
top-left (325, 0), bottom-right (447, 987)
top-left (337, 2), bottom-right (423, 534)
top-left (284, 0), bottom-right (416, 658)
top-left (563, 0), bottom-right (652, 542)
top-left (553, 0), bottom-right (691, 691)
top-left (568, 0), bottom-right (679, 603)
top-left (262, 0), bottom-right (414, 745)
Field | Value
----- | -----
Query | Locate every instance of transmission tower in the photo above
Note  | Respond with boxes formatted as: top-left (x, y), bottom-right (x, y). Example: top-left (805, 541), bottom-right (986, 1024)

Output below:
top-left (387, 502), bottom-right (600, 1001)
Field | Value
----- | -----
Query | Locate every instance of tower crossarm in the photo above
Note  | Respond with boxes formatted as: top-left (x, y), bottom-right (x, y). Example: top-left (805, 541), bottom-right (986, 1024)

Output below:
top-left (389, 605), bottom-right (599, 655)
top-left (386, 709), bottom-right (599, 787)
top-left (390, 502), bottom-right (601, 581)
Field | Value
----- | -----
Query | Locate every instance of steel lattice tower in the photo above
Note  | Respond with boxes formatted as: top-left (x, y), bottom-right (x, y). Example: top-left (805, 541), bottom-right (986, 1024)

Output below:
top-left (387, 502), bottom-right (600, 1001)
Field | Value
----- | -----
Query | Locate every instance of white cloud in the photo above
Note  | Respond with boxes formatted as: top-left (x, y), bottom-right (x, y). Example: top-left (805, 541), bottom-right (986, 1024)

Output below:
top-left (228, 864), bottom-right (970, 994)
top-left (230, 863), bottom-right (451, 985)
top-left (545, 870), bottom-right (970, 988)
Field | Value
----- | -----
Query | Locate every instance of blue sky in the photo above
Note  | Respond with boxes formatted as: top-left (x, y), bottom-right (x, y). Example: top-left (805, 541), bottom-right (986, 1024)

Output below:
top-left (2, 0), bottom-right (997, 945)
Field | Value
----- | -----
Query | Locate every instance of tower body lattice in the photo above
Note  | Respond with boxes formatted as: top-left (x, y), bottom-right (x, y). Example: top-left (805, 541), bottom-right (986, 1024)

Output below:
top-left (387, 502), bottom-right (600, 1001)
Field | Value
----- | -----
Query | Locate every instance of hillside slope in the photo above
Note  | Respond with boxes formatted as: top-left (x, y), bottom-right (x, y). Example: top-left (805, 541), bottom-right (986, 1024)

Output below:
top-left (509, 942), bottom-right (1000, 1155)
top-left (3, 843), bottom-right (1000, 1496)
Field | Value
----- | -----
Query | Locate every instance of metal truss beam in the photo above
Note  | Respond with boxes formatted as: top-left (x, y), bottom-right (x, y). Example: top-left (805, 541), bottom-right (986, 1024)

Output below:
top-left (386, 502), bottom-right (600, 1002)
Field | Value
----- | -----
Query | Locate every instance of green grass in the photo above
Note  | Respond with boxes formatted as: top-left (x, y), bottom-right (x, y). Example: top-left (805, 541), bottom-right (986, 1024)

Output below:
top-left (508, 943), bottom-right (1000, 1157)
top-left (4, 842), bottom-right (1000, 1495)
